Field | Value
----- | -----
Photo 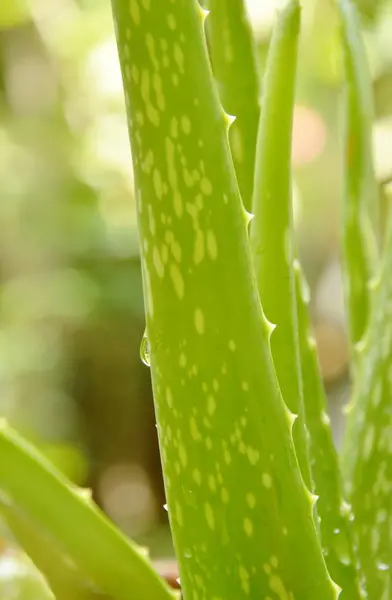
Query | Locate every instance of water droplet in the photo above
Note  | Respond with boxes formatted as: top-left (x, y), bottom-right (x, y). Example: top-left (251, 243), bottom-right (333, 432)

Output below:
top-left (184, 550), bottom-right (192, 559)
top-left (163, 503), bottom-right (168, 512)
top-left (377, 562), bottom-right (389, 572)
top-left (140, 332), bottom-right (150, 367)
top-left (333, 528), bottom-right (340, 535)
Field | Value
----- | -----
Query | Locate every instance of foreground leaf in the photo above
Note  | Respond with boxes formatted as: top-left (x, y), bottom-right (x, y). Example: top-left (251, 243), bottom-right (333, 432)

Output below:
top-left (250, 0), bottom-right (312, 490)
top-left (204, 0), bottom-right (261, 211)
top-left (111, 0), bottom-right (339, 598)
top-left (0, 423), bottom-right (175, 600)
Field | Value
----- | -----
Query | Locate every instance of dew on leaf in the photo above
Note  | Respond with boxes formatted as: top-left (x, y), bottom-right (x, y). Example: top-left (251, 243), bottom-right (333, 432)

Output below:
top-left (140, 331), bottom-right (151, 367)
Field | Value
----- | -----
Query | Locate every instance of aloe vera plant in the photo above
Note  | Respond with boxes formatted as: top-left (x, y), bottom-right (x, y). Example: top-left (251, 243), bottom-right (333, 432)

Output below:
top-left (0, 0), bottom-right (391, 599)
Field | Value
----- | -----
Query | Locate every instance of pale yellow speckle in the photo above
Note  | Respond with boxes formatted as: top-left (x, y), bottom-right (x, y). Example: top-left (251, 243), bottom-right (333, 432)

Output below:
top-left (193, 469), bottom-right (202, 485)
top-left (208, 475), bottom-right (217, 492)
top-left (194, 308), bottom-right (205, 335)
top-left (181, 116), bottom-right (191, 135)
top-left (179, 445), bottom-right (188, 468)
top-left (142, 148), bottom-right (153, 173)
top-left (171, 240), bottom-right (182, 262)
top-left (200, 177), bottom-right (213, 195)
top-left (269, 575), bottom-right (289, 599)
top-left (153, 247), bottom-right (164, 278)
top-left (179, 353), bottom-right (187, 368)
top-left (223, 447), bottom-right (231, 465)
top-left (247, 447), bottom-right (260, 465)
top-left (190, 417), bottom-right (202, 441)
top-left (174, 44), bottom-right (185, 73)
top-left (207, 230), bottom-right (218, 260)
top-left (173, 191), bottom-right (183, 218)
top-left (146, 34), bottom-right (159, 70)
top-left (244, 518), bottom-right (254, 537)
top-left (170, 264), bottom-right (184, 299)
top-left (221, 488), bottom-right (229, 503)
top-left (193, 230), bottom-right (205, 264)
top-left (206, 437), bottom-right (212, 450)
top-left (167, 13), bottom-right (176, 30)
top-left (241, 381), bottom-right (249, 391)
top-left (204, 502), bottom-right (215, 529)
top-left (130, 0), bottom-right (140, 24)
top-left (212, 379), bottom-right (219, 391)
top-left (270, 556), bottom-right (278, 568)
top-left (229, 340), bottom-right (236, 351)
top-left (166, 388), bottom-right (173, 408)
top-left (153, 169), bottom-right (163, 200)
top-left (141, 0), bottom-right (150, 8)
top-left (263, 473), bottom-right (272, 488)
top-left (239, 566), bottom-right (250, 594)
top-left (207, 395), bottom-right (216, 416)
top-left (283, 526), bottom-right (288, 536)
top-left (147, 104), bottom-right (160, 126)
top-left (246, 493), bottom-right (256, 509)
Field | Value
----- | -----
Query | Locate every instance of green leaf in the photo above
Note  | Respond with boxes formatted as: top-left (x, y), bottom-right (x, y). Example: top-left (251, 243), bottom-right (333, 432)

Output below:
top-left (1, 503), bottom-right (112, 600)
top-left (249, 0), bottom-right (312, 491)
top-left (0, 547), bottom-right (55, 600)
top-left (341, 202), bottom-right (392, 598)
top-left (294, 261), bottom-right (364, 600)
top-left (337, 0), bottom-right (379, 350)
top-left (111, 0), bottom-right (339, 598)
top-left (204, 0), bottom-right (261, 211)
top-left (0, 422), bottom-right (176, 600)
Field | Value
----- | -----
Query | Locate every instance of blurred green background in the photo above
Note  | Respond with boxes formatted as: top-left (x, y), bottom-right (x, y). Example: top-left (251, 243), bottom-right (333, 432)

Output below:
top-left (0, 0), bottom-right (391, 586)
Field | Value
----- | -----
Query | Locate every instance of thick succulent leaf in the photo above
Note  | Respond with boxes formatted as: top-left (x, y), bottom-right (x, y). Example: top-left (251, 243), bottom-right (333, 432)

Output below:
top-left (0, 423), bottom-right (175, 600)
top-left (249, 0), bottom-right (312, 490)
top-left (204, 0), bottom-right (261, 211)
top-left (0, 546), bottom-right (55, 600)
top-left (341, 205), bottom-right (392, 598)
top-left (110, 1), bottom-right (339, 598)
top-left (0, 503), bottom-right (112, 600)
top-left (338, 0), bottom-right (379, 349)
top-left (294, 261), bottom-right (364, 600)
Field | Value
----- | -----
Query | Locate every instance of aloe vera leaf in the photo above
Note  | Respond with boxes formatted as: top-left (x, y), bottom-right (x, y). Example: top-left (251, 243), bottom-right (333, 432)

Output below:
top-left (0, 502), bottom-right (112, 600)
top-left (294, 261), bottom-right (364, 600)
top-left (249, 0), bottom-right (312, 491)
top-left (338, 0), bottom-right (379, 349)
top-left (0, 423), bottom-right (176, 600)
top-left (341, 202), bottom-right (392, 598)
top-left (110, 1), bottom-right (338, 598)
top-left (0, 546), bottom-right (55, 600)
top-left (203, 0), bottom-right (260, 211)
